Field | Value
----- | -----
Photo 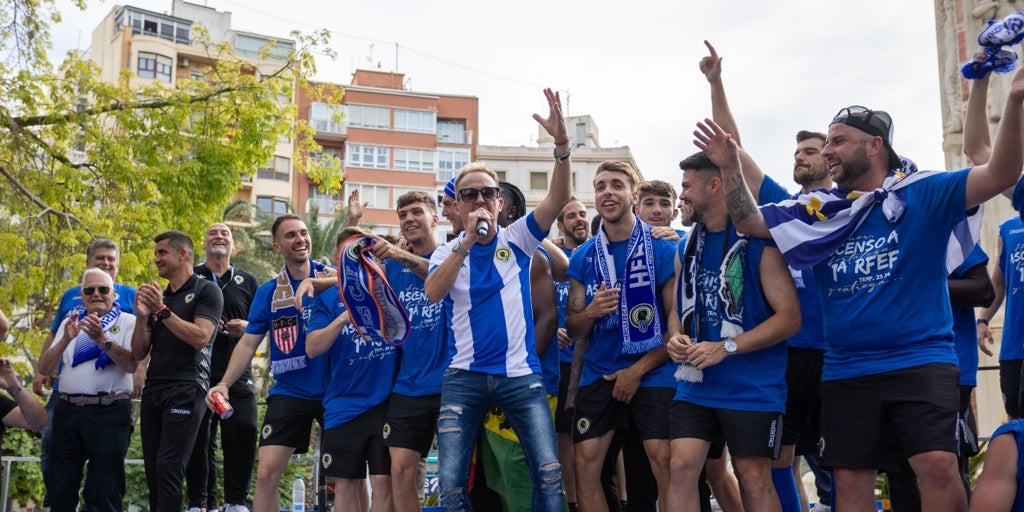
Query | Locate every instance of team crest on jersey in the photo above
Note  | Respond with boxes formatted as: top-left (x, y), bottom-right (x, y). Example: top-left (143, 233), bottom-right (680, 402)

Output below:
top-left (382, 423), bottom-right (391, 439)
top-left (321, 453), bottom-right (333, 469)
top-left (272, 315), bottom-right (299, 354)
top-left (185, 293), bottom-right (195, 304)
top-left (262, 425), bottom-right (273, 439)
top-left (495, 247), bottom-right (512, 263)
top-left (109, 326), bottom-right (121, 334)
top-left (576, 417), bottom-right (591, 435)
top-left (628, 304), bottom-right (655, 334)
top-left (234, 275), bottom-right (244, 284)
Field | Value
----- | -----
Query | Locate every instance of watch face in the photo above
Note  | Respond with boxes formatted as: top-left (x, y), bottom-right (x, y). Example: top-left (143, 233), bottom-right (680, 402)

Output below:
top-left (724, 339), bottom-right (737, 354)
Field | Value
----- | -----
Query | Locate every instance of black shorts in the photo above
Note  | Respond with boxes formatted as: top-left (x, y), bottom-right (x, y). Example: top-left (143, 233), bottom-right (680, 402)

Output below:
top-left (383, 393), bottom-right (440, 456)
top-left (321, 403), bottom-right (390, 479)
top-left (820, 363), bottom-right (960, 469)
top-left (669, 401), bottom-right (783, 459)
top-left (999, 359), bottom-right (1024, 418)
top-left (555, 363), bottom-right (573, 433)
top-left (259, 395), bottom-right (324, 454)
top-left (782, 347), bottom-right (824, 446)
top-left (572, 379), bottom-right (672, 443)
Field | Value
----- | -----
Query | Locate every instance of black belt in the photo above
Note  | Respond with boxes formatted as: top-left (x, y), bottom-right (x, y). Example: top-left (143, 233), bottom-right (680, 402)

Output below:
top-left (59, 392), bottom-right (131, 406)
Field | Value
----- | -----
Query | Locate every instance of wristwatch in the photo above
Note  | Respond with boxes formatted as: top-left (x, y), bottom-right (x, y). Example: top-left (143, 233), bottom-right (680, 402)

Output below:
top-left (452, 243), bottom-right (469, 256)
top-left (103, 339), bottom-right (113, 351)
top-left (723, 338), bottom-right (738, 356)
top-left (153, 306), bottom-right (171, 324)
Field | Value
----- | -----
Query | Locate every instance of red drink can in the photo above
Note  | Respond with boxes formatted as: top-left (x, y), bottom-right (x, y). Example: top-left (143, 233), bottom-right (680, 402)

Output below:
top-left (210, 392), bottom-right (234, 419)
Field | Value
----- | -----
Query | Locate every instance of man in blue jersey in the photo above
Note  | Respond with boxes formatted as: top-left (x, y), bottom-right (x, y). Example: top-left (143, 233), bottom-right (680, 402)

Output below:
top-left (369, 191), bottom-right (447, 512)
top-left (206, 214), bottom-right (333, 512)
top-left (694, 63), bottom-right (1024, 511)
top-left (424, 88), bottom-right (571, 512)
top-left (666, 151), bottom-right (801, 512)
top-left (565, 160), bottom-right (678, 512)
top-left (307, 227), bottom-right (399, 512)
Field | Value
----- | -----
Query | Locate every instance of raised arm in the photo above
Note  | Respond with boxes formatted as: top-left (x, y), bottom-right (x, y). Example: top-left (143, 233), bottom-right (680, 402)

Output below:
top-left (693, 119), bottom-right (771, 238)
top-left (966, 66), bottom-right (1024, 209)
top-left (531, 88), bottom-right (572, 229)
top-left (964, 67), bottom-right (993, 166)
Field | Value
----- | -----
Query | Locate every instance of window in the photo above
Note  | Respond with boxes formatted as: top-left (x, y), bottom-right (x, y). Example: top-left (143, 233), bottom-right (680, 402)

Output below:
top-left (394, 148), bottom-right (435, 172)
top-left (394, 109), bottom-right (436, 134)
top-left (494, 170), bottom-right (508, 182)
top-left (437, 119), bottom-right (467, 143)
top-left (137, 52), bottom-right (172, 82)
top-left (257, 196), bottom-right (289, 217)
top-left (310, 102), bottom-right (346, 134)
top-left (122, 8), bottom-right (191, 44)
top-left (344, 184), bottom-right (389, 209)
top-left (311, 147), bottom-right (342, 166)
top-left (235, 34), bottom-right (294, 62)
top-left (257, 156), bottom-right (290, 181)
top-left (437, 148), bottom-right (470, 182)
top-left (346, 144), bottom-right (389, 169)
top-left (189, 68), bottom-right (204, 80)
top-left (530, 172), bottom-right (548, 190)
top-left (308, 185), bottom-right (340, 214)
top-left (347, 105), bottom-right (390, 129)
top-left (575, 122), bottom-right (586, 147)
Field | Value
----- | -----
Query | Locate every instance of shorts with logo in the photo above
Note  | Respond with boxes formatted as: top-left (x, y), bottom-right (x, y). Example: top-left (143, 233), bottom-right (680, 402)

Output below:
top-left (321, 403), bottom-right (389, 479)
top-left (571, 379), bottom-right (672, 443)
top-left (669, 401), bottom-right (783, 459)
top-left (259, 394), bottom-right (324, 454)
top-left (820, 363), bottom-right (960, 469)
top-left (999, 359), bottom-right (1024, 418)
top-left (383, 393), bottom-right (440, 456)
top-left (782, 347), bottom-right (824, 446)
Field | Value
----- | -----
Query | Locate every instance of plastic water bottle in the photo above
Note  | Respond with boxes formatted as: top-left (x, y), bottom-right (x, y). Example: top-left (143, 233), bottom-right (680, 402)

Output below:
top-left (292, 475), bottom-right (305, 512)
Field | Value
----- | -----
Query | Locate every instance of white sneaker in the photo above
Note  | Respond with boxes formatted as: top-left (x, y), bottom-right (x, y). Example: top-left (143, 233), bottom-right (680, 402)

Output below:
top-left (223, 505), bottom-right (249, 512)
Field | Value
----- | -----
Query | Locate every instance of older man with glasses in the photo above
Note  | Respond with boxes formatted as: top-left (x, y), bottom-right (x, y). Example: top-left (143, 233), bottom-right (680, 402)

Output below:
top-left (424, 88), bottom-right (572, 512)
top-left (39, 268), bottom-right (138, 512)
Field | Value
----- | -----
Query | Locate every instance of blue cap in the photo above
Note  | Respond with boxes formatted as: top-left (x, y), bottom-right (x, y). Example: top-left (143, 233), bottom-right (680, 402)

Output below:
top-left (444, 178), bottom-right (457, 199)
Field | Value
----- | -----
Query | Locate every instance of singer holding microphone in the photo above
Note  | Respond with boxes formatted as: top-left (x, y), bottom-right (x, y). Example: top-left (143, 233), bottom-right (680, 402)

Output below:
top-left (424, 87), bottom-right (572, 512)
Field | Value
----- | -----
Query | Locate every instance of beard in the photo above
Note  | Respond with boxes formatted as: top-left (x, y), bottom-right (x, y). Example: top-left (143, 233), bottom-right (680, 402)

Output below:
top-left (793, 163), bottom-right (829, 186)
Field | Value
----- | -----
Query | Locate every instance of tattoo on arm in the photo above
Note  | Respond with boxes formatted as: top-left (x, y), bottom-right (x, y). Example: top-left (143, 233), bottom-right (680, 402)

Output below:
top-left (726, 186), bottom-right (758, 222)
top-left (393, 251), bottom-right (429, 276)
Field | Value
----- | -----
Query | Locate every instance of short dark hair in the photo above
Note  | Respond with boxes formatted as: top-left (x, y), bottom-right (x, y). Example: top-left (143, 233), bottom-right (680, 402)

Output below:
top-left (271, 214), bottom-right (303, 240)
top-left (153, 230), bottom-right (195, 263)
top-left (591, 214), bottom-right (602, 236)
top-left (637, 180), bottom-right (677, 200)
top-left (334, 226), bottom-right (369, 249)
top-left (87, 238), bottom-right (119, 260)
top-left (499, 181), bottom-right (527, 223)
top-left (556, 196), bottom-right (581, 224)
top-left (796, 130), bottom-right (826, 145)
top-left (678, 151), bottom-right (721, 178)
top-left (396, 191), bottom-right (436, 213)
top-left (594, 161), bottom-right (640, 188)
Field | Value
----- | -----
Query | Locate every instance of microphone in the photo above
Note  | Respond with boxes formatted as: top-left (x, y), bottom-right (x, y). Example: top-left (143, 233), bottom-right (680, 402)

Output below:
top-left (476, 219), bottom-right (489, 239)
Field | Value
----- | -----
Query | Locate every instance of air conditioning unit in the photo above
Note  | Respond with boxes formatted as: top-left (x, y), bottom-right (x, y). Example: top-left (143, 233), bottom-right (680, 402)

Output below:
top-left (177, 57), bottom-right (189, 67)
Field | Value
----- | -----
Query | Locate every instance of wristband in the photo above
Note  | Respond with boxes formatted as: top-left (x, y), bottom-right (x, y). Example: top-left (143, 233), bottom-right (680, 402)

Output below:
top-left (8, 386), bottom-right (21, 398)
top-left (554, 148), bottom-right (571, 163)
top-left (977, 318), bottom-right (990, 325)
top-left (452, 243), bottom-right (469, 256)
top-left (553, 137), bottom-right (570, 146)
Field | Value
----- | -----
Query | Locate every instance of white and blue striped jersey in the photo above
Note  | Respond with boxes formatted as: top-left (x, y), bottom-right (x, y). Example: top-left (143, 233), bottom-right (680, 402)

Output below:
top-left (429, 213), bottom-right (546, 377)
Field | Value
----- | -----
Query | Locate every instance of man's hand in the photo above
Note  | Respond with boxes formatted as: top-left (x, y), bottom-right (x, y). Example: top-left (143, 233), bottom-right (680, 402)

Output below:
top-left (80, 313), bottom-right (104, 342)
top-left (603, 366), bottom-right (642, 404)
top-left (699, 40), bottom-right (723, 83)
top-left (294, 279), bottom-right (317, 311)
top-left (532, 88), bottom-right (568, 141)
top-left (31, 373), bottom-right (52, 396)
top-left (0, 359), bottom-right (20, 391)
top-left (651, 226), bottom-right (680, 242)
top-left (586, 282), bottom-right (620, 320)
top-left (978, 321), bottom-right (996, 357)
top-left (465, 207), bottom-right (492, 245)
top-left (685, 341), bottom-right (728, 370)
top-left (134, 282), bottom-right (164, 317)
top-left (344, 189), bottom-right (368, 226)
top-left (666, 333), bottom-right (692, 363)
top-left (224, 319), bottom-right (247, 338)
top-left (131, 371), bottom-right (144, 399)
top-left (556, 328), bottom-right (573, 350)
top-left (371, 235), bottom-right (396, 261)
top-left (693, 119), bottom-right (741, 173)
top-left (206, 383), bottom-right (230, 409)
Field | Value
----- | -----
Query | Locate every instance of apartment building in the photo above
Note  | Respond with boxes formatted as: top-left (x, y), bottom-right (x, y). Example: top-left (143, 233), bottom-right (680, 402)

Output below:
top-left (296, 70), bottom-right (479, 240)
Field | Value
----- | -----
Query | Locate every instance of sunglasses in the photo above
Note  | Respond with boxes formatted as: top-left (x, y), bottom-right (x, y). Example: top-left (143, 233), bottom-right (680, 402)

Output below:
top-left (458, 187), bottom-right (500, 203)
top-left (83, 286), bottom-right (112, 296)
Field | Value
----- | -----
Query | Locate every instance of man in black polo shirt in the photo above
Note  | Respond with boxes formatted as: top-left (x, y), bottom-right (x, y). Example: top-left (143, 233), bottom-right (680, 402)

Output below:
top-left (186, 223), bottom-right (258, 512)
top-left (132, 230), bottom-right (223, 512)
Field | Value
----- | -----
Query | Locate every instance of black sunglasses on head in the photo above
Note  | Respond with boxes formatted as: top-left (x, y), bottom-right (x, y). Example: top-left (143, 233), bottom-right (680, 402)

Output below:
top-left (83, 286), bottom-right (112, 296)
top-left (458, 187), bottom-right (500, 203)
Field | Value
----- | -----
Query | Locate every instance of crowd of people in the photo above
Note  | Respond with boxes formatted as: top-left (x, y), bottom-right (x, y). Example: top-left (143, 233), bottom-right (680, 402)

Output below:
top-left (9, 37), bottom-right (1024, 512)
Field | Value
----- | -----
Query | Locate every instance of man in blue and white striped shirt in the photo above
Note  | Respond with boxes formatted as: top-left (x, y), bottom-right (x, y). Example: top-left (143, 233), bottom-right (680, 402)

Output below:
top-left (425, 88), bottom-right (572, 512)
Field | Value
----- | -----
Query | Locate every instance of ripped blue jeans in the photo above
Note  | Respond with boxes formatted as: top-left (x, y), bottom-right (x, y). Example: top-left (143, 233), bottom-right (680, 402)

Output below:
top-left (437, 368), bottom-right (562, 511)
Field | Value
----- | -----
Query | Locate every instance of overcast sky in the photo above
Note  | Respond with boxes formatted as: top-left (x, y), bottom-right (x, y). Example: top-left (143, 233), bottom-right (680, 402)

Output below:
top-left (51, 0), bottom-right (955, 195)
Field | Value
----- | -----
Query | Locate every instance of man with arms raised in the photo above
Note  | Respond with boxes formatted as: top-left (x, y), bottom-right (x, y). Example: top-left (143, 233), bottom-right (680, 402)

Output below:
top-left (424, 88), bottom-right (570, 512)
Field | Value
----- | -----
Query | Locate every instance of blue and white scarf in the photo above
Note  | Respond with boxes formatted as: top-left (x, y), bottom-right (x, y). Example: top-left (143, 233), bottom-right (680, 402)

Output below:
top-left (593, 219), bottom-right (662, 355)
top-left (338, 235), bottom-right (411, 347)
top-left (760, 160), bottom-right (981, 274)
top-left (70, 304), bottom-right (119, 370)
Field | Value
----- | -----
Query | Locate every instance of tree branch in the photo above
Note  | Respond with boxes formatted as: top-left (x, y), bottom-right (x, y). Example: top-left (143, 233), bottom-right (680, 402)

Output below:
top-left (0, 162), bottom-right (80, 228)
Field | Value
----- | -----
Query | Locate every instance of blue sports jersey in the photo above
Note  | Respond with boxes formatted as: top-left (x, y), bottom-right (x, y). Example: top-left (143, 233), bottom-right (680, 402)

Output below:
top-left (536, 245), bottom-right (561, 396)
top-left (673, 226), bottom-right (787, 413)
top-left (812, 170), bottom-right (969, 381)
top-left (50, 283), bottom-right (137, 333)
top-left (309, 285), bottom-right (397, 429)
top-left (567, 220), bottom-right (677, 389)
top-left (245, 264), bottom-right (331, 400)
top-left (951, 244), bottom-right (988, 386)
top-left (428, 213), bottom-right (547, 377)
top-left (556, 278), bottom-right (573, 364)
top-left (989, 419), bottom-right (1024, 512)
top-left (758, 176), bottom-right (826, 351)
top-left (385, 256), bottom-right (448, 397)
top-left (1000, 216), bottom-right (1024, 362)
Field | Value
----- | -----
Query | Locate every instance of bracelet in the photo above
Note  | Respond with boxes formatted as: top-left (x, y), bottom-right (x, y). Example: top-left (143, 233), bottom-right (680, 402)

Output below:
top-left (554, 148), bottom-right (571, 163)
top-left (8, 386), bottom-right (21, 398)
top-left (553, 137), bottom-right (570, 146)
top-left (977, 318), bottom-right (990, 325)
top-left (452, 243), bottom-right (469, 256)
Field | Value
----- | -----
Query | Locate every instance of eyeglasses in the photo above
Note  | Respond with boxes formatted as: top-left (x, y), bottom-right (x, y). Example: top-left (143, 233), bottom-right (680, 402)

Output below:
top-left (458, 187), bottom-right (501, 203)
top-left (83, 286), bottom-right (112, 296)
top-left (831, 105), bottom-right (892, 139)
